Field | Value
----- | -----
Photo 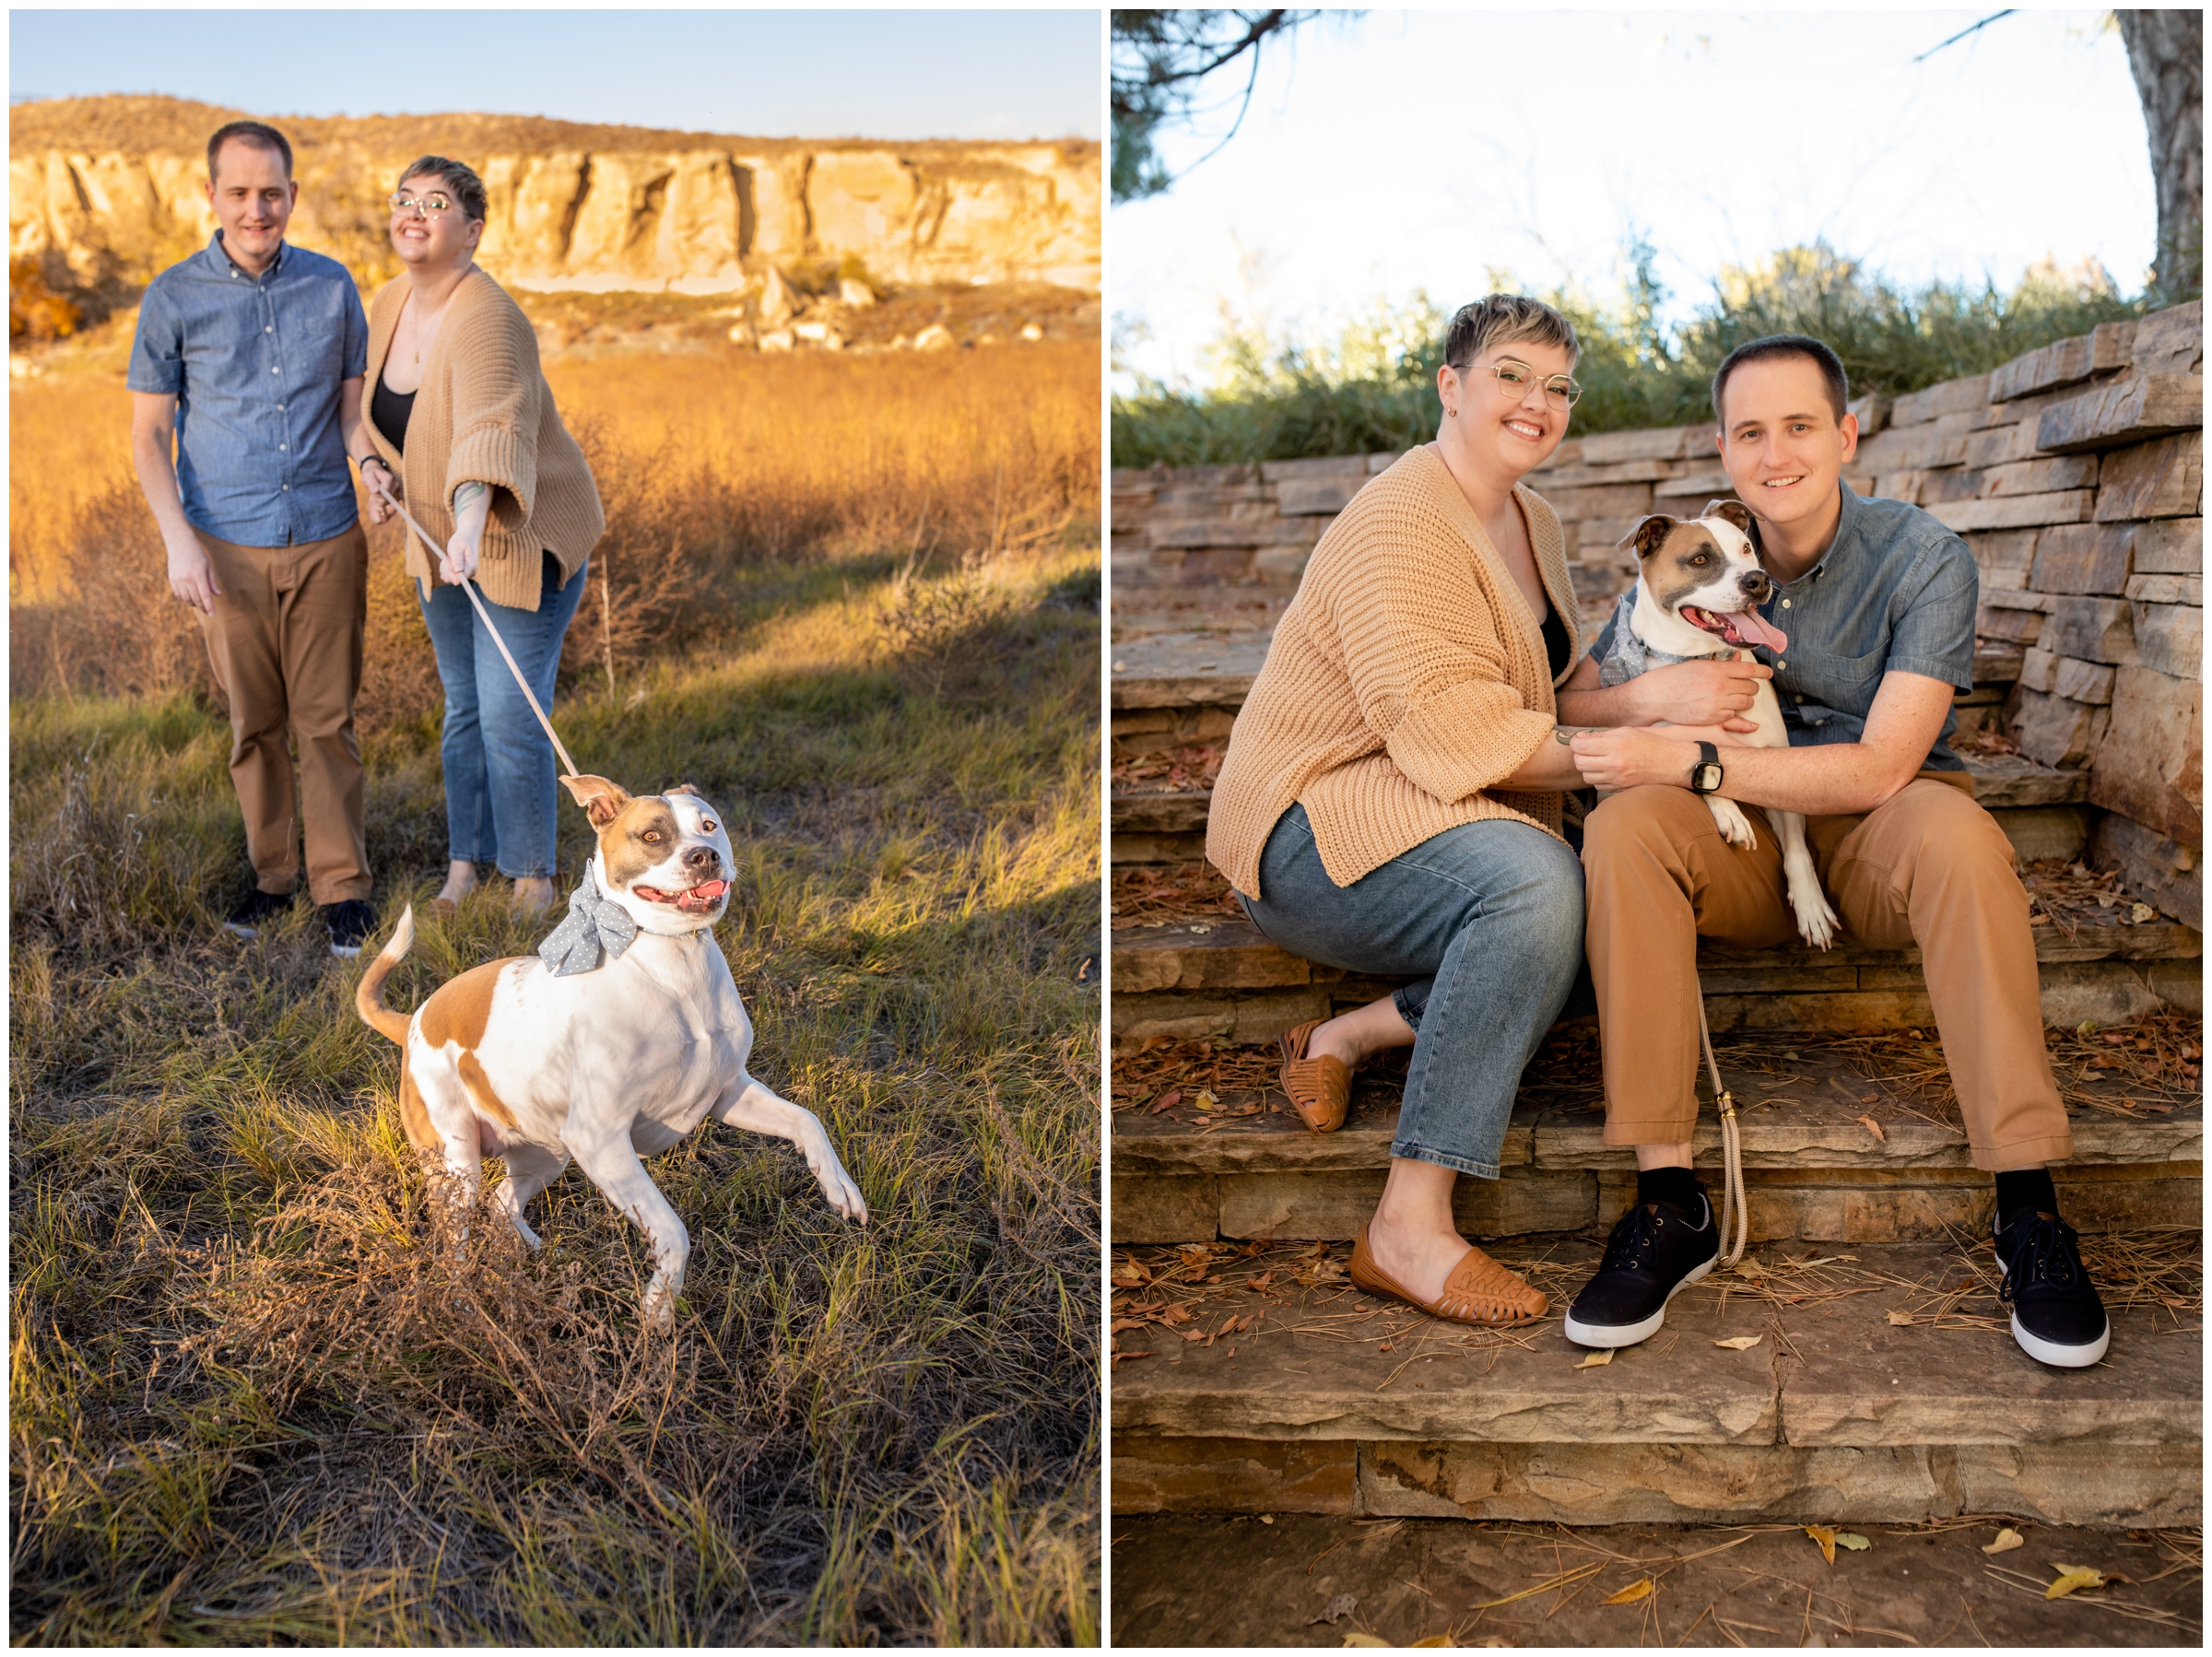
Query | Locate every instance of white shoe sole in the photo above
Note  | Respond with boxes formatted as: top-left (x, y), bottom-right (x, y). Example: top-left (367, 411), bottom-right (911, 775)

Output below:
top-left (1563, 1253), bottom-right (1717, 1348)
top-left (223, 922), bottom-right (259, 940)
top-left (2009, 1312), bottom-right (2109, 1367)
top-left (329, 942), bottom-right (364, 958)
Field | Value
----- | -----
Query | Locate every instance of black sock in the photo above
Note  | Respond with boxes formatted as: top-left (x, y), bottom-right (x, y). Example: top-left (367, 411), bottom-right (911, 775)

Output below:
top-left (1994, 1168), bottom-right (2058, 1227)
top-left (1637, 1165), bottom-right (1703, 1215)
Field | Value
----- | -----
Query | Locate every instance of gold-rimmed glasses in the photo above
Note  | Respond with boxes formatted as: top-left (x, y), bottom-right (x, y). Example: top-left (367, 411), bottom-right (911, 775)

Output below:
top-left (1467, 357), bottom-right (1583, 409)
top-left (388, 191), bottom-right (456, 217)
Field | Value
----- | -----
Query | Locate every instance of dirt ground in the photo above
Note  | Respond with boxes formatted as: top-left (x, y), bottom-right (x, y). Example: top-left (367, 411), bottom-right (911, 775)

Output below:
top-left (1110, 1513), bottom-right (2202, 1647)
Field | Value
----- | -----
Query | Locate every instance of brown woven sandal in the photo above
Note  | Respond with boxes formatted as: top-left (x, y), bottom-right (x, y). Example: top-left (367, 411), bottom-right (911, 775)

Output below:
top-left (1349, 1222), bottom-right (1547, 1326)
top-left (1278, 1018), bottom-right (1350, 1132)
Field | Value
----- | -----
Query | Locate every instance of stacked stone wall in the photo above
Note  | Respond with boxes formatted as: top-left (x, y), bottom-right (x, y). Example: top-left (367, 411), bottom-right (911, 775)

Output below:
top-left (1111, 301), bottom-right (2204, 924)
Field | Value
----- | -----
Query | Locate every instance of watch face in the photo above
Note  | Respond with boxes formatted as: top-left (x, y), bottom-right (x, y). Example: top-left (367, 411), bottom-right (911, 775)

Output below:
top-left (1693, 761), bottom-right (1723, 793)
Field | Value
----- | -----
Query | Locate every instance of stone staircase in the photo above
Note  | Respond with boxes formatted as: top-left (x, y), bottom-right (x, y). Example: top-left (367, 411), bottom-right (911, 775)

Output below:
top-left (1108, 624), bottom-right (2204, 1527)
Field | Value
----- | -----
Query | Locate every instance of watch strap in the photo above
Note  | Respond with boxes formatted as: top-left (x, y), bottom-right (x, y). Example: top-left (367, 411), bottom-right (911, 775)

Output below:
top-left (1690, 740), bottom-right (1721, 793)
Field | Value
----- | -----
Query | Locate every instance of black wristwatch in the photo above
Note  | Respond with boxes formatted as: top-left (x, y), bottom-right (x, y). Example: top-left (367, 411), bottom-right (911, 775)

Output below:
top-left (1688, 741), bottom-right (1724, 794)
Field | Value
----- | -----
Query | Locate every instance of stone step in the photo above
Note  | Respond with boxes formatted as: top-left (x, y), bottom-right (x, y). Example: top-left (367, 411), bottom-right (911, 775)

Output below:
top-left (1112, 1033), bottom-right (2203, 1244)
top-left (1110, 1235), bottom-right (2203, 1526)
top-left (1111, 911), bottom-right (2204, 1049)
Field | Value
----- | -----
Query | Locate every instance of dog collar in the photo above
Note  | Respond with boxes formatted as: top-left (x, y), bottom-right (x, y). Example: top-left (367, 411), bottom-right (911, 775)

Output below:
top-left (537, 864), bottom-right (641, 976)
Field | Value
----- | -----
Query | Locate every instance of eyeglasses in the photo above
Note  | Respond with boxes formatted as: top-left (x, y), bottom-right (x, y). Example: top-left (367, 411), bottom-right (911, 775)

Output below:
top-left (1465, 358), bottom-right (1583, 409)
top-left (388, 192), bottom-right (456, 217)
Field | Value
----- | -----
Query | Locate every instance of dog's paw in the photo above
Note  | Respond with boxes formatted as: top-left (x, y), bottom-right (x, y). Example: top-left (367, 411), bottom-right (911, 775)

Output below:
top-left (1706, 797), bottom-right (1759, 851)
top-left (640, 1281), bottom-right (679, 1331)
top-left (1790, 882), bottom-right (1841, 951)
top-left (816, 1161), bottom-right (869, 1225)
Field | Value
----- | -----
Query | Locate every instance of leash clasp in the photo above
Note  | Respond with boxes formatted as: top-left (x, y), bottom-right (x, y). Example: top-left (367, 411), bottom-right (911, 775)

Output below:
top-left (1715, 1089), bottom-right (1736, 1120)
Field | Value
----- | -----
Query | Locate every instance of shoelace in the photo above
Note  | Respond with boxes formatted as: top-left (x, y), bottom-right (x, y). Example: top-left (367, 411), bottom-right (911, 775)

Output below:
top-left (1600, 1203), bottom-right (1665, 1275)
top-left (1997, 1214), bottom-right (2084, 1304)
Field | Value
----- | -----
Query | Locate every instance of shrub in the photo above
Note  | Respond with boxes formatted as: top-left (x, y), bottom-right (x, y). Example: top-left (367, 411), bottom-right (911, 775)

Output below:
top-left (1112, 240), bottom-right (2150, 465)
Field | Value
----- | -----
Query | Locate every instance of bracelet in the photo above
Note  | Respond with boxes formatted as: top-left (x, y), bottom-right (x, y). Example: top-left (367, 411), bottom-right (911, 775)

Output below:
top-left (358, 454), bottom-right (388, 474)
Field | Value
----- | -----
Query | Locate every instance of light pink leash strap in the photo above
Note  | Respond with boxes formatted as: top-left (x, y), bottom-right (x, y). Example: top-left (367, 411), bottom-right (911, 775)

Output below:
top-left (370, 476), bottom-right (582, 779)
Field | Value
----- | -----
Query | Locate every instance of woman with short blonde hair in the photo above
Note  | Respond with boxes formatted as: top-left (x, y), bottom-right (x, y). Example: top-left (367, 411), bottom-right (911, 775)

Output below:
top-left (1207, 293), bottom-right (1599, 1325)
top-left (345, 155), bottom-right (605, 915)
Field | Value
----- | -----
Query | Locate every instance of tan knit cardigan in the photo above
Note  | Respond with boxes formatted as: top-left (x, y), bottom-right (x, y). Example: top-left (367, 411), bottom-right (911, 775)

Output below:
top-left (1206, 445), bottom-right (1584, 899)
top-left (363, 266), bottom-right (605, 611)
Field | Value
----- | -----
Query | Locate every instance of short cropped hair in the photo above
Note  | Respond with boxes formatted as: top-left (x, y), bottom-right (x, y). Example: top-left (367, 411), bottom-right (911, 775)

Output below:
top-left (395, 155), bottom-right (489, 224)
top-left (1712, 334), bottom-right (1850, 425)
top-left (1442, 294), bottom-right (1580, 372)
top-left (206, 120), bottom-right (293, 181)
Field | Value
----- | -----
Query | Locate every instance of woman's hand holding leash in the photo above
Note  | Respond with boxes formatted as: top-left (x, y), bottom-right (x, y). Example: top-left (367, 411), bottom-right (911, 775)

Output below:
top-left (441, 480), bottom-right (489, 585)
top-left (364, 472), bottom-right (581, 777)
top-left (359, 455), bottom-right (399, 525)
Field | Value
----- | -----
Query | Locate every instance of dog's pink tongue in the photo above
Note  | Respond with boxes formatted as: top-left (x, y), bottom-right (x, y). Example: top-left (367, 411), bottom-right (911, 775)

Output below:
top-left (1733, 607), bottom-right (1789, 652)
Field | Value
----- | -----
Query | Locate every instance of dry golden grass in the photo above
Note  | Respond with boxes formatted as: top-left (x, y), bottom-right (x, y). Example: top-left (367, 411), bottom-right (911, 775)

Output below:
top-left (10, 337), bottom-right (1100, 723)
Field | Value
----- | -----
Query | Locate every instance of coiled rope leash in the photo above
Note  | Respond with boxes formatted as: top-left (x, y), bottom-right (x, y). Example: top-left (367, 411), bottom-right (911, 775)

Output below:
top-left (1698, 994), bottom-right (1748, 1269)
top-left (369, 476), bottom-right (581, 779)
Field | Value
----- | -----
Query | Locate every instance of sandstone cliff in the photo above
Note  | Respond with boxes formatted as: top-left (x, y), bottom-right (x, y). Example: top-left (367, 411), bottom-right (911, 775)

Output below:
top-left (9, 96), bottom-right (1100, 308)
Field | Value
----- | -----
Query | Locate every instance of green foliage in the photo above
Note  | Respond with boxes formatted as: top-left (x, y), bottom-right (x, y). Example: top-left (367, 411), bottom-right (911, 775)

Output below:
top-left (1113, 241), bottom-right (2151, 466)
top-left (9, 546), bottom-right (1100, 1643)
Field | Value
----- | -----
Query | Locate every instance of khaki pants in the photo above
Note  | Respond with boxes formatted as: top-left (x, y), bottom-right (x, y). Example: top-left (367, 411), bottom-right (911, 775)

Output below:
top-left (1582, 774), bottom-right (2072, 1172)
top-left (194, 523), bottom-right (372, 905)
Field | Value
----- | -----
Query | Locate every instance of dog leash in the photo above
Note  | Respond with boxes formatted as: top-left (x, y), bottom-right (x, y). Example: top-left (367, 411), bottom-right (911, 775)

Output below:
top-left (1697, 995), bottom-right (1749, 1269)
top-left (368, 476), bottom-right (582, 779)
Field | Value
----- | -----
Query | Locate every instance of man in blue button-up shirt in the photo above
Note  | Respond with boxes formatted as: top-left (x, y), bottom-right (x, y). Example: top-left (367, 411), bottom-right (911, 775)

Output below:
top-left (1559, 335), bottom-right (2109, 1370)
top-left (129, 120), bottom-right (379, 957)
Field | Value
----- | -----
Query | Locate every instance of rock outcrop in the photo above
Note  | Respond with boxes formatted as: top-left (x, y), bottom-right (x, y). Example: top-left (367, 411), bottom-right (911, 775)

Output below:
top-left (9, 96), bottom-right (1100, 307)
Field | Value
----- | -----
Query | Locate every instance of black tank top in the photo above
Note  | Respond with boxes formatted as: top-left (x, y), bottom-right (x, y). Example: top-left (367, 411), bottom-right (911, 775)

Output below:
top-left (1541, 604), bottom-right (1571, 680)
top-left (371, 373), bottom-right (416, 452)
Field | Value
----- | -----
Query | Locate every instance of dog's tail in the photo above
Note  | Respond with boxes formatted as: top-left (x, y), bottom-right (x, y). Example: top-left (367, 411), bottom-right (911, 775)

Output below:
top-left (355, 903), bottom-right (416, 1045)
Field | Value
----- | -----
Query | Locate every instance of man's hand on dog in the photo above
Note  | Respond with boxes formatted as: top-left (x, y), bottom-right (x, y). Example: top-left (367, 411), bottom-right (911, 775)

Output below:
top-left (1624, 657), bottom-right (1771, 734)
top-left (1571, 723), bottom-right (1751, 792)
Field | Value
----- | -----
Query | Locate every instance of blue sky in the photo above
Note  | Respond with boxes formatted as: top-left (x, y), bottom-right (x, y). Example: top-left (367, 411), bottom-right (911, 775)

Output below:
top-left (1114, 9), bottom-right (2159, 391)
top-left (8, 8), bottom-right (1101, 142)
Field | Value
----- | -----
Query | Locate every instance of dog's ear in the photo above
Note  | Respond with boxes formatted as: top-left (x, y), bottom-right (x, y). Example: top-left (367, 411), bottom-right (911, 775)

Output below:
top-left (1618, 513), bottom-right (1678, 561)
top-left (665, 782), bottom-right (702, 797)
top-left (560, 774), bottom-right (632, 828)
top-left (1701, 499), bottom-right (1755, 538)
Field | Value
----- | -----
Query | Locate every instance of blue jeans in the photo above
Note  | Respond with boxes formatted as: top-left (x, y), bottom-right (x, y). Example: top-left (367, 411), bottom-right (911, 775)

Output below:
top-left (1240, 805), bottom-right (1585, 1179)
top-left (418, 553), bottom-right (587, 879)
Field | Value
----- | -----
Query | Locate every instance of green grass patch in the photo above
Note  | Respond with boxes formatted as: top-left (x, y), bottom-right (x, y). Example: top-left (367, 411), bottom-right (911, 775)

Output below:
top-left (9, 546), bottom-right (1102, 1643)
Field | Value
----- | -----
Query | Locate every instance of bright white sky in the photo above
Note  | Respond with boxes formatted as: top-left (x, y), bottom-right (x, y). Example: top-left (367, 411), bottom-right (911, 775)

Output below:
top-left (1112, 8), bottom-right (2159, 392)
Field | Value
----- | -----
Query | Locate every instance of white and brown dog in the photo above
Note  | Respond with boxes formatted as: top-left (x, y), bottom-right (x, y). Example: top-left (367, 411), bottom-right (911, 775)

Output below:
top-left (356, 775), bottom-right (867, 1326)
top-left (1600, 501), bottom-right (1841, 949)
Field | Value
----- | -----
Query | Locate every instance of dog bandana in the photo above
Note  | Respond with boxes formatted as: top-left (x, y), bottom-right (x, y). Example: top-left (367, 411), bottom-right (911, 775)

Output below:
top-left (1596, 589), bottom-right (1707, 687)
top-left (538, 864), bottom-right (639, 976)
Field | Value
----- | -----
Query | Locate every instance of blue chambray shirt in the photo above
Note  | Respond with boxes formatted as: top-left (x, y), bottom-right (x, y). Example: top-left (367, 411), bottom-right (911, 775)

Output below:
top-left (126, 233), bottom-right (369, 547)
top-left (1593, 480), bottom-right (1978, 770)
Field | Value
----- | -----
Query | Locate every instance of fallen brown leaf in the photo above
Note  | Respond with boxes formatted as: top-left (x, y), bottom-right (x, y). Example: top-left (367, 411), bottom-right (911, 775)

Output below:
top-left (1713, 1334), bottom-right (1763, 1351)
top-left (1574, 1349), bottom-right (1615, 1369)
top-left (2046, 1565), bottom-right (2106, 1599)
top-left (1806, 1524), bottom-right (1838, 1565)
top-left (1857, 1114), bottom-right (1887, 1143)
top-left (1983, 1528), bottom-right (2025, 1555)
top-left (1603, 1578), bottom-right (1654, 1605)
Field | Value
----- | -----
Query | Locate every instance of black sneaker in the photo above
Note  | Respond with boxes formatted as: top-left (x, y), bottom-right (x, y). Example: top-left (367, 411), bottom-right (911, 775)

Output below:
top-left (224, 881), bottom-right (294, 939)
top-left (1994, 1209), bottom-right (2110, 1368)
top-left (1563, 1191), bottom-right (1721, 1347)
top-left (324, 899), bottom-right (377, 959)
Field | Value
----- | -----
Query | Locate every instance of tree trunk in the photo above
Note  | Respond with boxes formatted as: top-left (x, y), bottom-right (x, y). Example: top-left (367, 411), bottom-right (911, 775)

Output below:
top-left (2116, 9), bottom-right (2204, 300)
